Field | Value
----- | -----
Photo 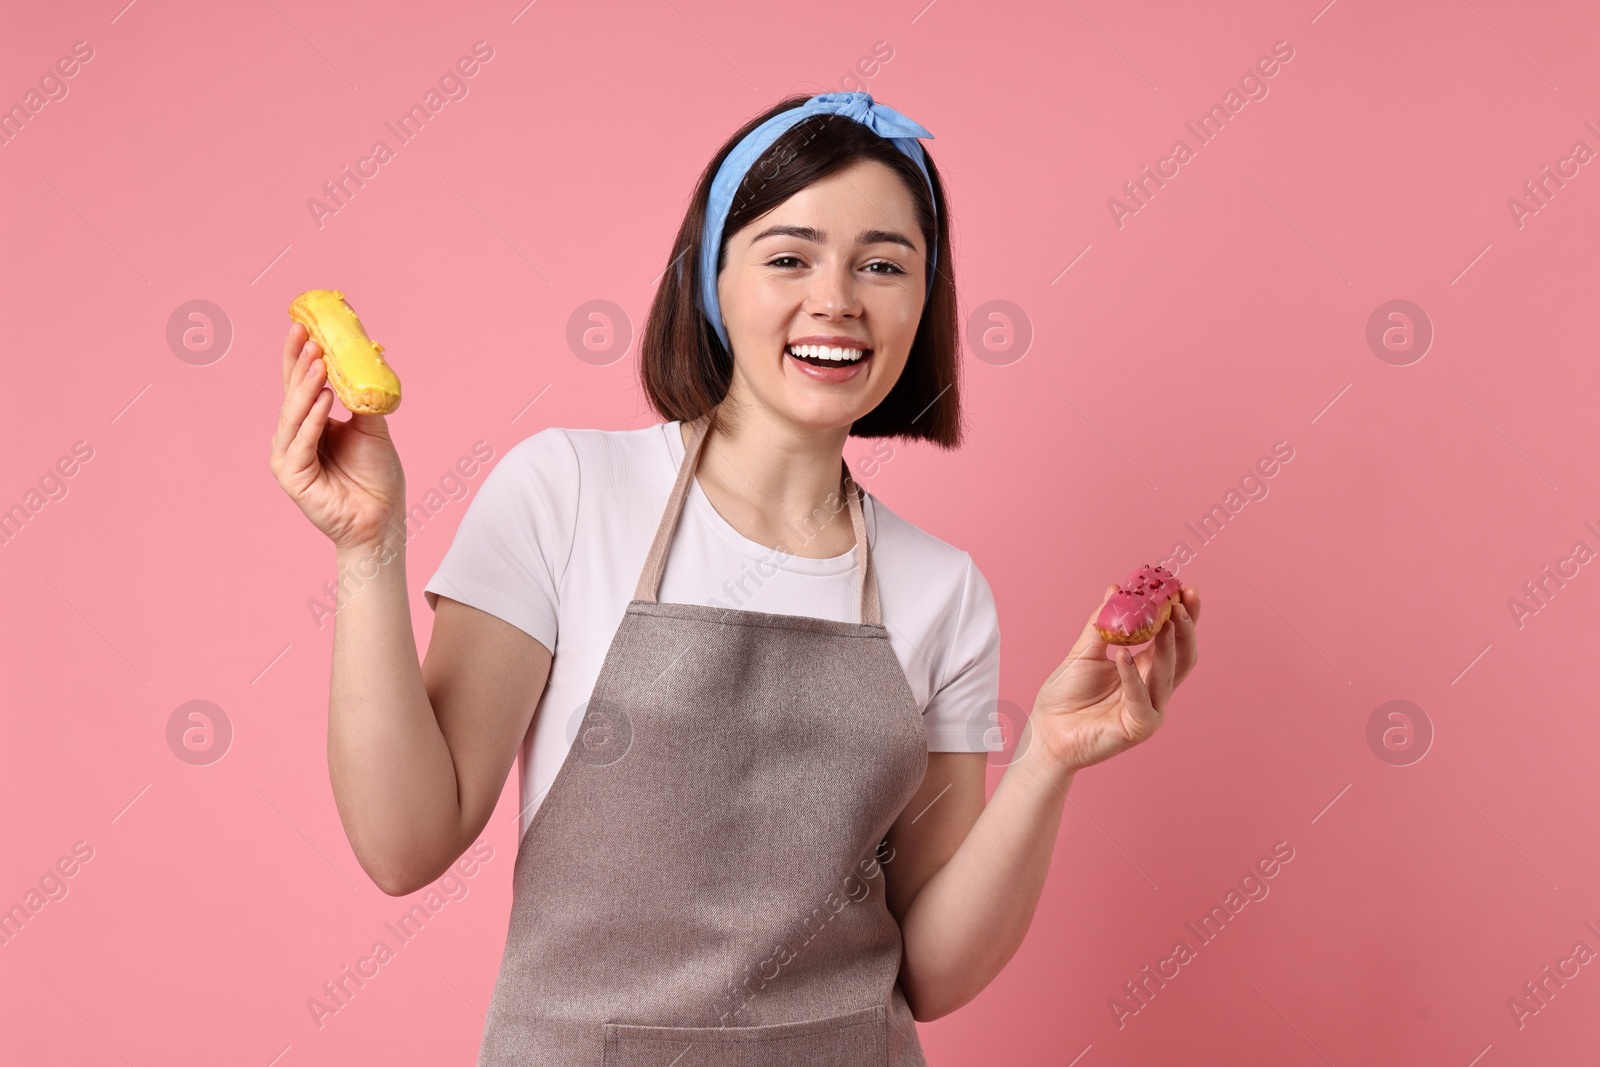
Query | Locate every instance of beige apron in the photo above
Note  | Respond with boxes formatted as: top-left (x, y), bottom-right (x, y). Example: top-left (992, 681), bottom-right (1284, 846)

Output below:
top-left (476, 407), bottom-right (932, 1066)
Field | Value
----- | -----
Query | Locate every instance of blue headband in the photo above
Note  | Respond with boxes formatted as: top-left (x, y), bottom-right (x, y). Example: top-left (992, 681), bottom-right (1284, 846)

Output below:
top-left (687, 91), bottom-right (937, 354)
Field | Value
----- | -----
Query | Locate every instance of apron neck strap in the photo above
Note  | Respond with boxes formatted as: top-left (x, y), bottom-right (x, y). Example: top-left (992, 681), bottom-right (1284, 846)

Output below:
top-left (634, 408), bottom-right (882, 626)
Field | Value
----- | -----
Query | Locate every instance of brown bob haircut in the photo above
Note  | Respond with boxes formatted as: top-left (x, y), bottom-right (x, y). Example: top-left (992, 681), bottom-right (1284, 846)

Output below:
top-left (639, 94), bottom-right (962, 448)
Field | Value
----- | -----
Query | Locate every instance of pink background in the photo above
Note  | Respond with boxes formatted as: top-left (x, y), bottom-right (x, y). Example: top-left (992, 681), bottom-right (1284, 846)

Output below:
top-left (3, 0), bottom-right (1598, 1063)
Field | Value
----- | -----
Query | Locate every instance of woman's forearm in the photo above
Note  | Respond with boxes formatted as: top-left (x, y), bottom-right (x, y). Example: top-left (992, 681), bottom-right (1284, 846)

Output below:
top-left (896, 739), bottom-right (1075, 1021)
top-left (327, 531), bottom-right (463, 894)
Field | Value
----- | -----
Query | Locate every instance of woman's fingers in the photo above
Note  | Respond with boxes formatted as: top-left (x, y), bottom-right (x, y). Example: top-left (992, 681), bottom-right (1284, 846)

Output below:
top-left (1171, 598), bottom-right (1199, 686)
top-left (1182, 586), bottom-right (1201, 624)
top-left (1114, 646), bottom-right (1143, 695)
top-left (286, 336), bottom-right (319, 398)
top-left (1144, 612), bottom-right (1180, 709)
top-left (1167, 587), bottom-right (1200, 687)
top-left (274, 354), bottom-right (330, 474)
top-left (285, 385), bottom-right (335, 480)
top-left (282, 322), bottom-right (308, 392)
top-left (1114, 645), bottom-right (1160, 740)
top-left (273, 347), bottom-right (317, 446)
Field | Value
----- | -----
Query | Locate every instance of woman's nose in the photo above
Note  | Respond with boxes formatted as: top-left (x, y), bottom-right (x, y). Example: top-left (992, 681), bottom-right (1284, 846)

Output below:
top-left (804, 265), bottom-right (863, 318)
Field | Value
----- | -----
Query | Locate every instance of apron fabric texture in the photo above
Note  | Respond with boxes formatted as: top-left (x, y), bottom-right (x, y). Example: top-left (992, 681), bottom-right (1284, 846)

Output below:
top-left (477, 409), bottom-right (932, 1066)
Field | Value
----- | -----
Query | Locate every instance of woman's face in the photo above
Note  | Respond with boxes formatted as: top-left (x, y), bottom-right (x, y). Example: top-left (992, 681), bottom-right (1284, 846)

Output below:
top-left (715, 158), bottom-right (928, 432)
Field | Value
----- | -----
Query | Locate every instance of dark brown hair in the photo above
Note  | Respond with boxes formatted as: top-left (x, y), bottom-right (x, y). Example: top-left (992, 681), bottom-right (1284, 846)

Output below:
top-left (639, 95), bottom-right (962, 447)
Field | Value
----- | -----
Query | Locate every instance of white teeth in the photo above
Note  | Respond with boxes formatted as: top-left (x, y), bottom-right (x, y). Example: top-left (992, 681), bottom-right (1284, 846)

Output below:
top-left (787, 344), bottom-right (868, 362)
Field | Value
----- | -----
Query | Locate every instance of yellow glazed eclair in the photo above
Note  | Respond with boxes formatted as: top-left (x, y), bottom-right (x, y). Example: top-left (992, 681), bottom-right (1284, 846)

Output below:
top-left (288, 289), bottom-right (402, 415)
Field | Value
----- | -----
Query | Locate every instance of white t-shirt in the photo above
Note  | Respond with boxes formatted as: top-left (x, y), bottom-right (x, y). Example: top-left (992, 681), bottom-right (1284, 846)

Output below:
top-left (423, 420), bottom-right (1002, 835)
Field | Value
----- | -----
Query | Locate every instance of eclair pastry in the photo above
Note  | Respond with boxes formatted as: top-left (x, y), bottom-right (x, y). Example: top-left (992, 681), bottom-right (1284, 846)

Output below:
top-left (288, 288), bottom-right (402, 415)
top-left (1095, 564), bottom-right (1182, 645)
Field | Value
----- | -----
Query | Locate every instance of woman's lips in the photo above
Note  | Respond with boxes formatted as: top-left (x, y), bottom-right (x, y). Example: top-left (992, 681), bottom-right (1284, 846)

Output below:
top-left (786, 346), bottom-right (872, 383)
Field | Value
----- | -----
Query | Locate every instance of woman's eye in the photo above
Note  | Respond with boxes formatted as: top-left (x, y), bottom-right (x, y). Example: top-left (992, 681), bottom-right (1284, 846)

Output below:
top-left (866, 261), bottom-right (907, 275)
top-left (768, 256), bottom-right (802, 269)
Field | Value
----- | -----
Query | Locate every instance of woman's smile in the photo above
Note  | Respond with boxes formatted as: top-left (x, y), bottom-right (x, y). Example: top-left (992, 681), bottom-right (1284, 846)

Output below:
top-left (784, 335), bottom-right (875, 383)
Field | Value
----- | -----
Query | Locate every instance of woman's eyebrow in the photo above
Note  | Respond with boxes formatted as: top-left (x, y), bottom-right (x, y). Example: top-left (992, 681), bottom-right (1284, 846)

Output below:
top-left (749, 224), bottom-right (916, 251)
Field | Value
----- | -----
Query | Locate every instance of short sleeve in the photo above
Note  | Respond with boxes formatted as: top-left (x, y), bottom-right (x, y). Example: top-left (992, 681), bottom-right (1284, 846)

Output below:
top-left (422, 427), bottom-right (578, 652)
top-left (922, 554), bottom-right (1003, 753)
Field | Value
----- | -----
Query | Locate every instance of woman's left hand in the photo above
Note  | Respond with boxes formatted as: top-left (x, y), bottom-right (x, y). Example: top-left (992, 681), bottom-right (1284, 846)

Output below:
top-left (1026, 583), bottom-right (1202, 775)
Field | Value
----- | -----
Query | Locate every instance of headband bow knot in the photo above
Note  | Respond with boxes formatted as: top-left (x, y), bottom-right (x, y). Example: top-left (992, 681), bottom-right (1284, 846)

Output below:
top-left (687, 91), bottom-right (937, 354)
top-left (820, 90), bottom-right (933, 143)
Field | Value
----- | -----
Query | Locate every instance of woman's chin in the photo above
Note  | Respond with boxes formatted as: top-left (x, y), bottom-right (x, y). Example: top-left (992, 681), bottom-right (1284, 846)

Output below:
top-left (768, 394), bottom-right (875, 434)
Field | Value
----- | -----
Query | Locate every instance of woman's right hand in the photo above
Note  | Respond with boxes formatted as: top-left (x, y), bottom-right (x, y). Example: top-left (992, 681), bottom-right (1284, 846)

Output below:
top-left (269, 322), bottom-right (407, 551)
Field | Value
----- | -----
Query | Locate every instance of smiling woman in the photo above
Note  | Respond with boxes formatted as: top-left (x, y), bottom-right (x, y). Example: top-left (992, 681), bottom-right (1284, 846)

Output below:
top-left (270, 87), bottom-right (1201, 1067)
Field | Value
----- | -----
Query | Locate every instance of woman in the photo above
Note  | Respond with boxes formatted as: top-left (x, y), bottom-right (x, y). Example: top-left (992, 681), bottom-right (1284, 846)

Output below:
top-left (269, 91), bottom-right (1201, 1065)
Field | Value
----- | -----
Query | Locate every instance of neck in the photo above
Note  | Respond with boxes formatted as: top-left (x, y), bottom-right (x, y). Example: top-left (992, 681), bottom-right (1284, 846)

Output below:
top-left (681, 400), bottom-right (857, 560)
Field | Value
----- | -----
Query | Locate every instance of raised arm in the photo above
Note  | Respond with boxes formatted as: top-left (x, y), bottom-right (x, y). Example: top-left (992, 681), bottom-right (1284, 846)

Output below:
top-left (270, 321), bottom-right (551, 896)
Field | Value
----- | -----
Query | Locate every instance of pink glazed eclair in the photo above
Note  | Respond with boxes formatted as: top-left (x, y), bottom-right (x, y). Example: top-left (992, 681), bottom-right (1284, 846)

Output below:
top-left (1094, 564), bottom-right (1183, 645)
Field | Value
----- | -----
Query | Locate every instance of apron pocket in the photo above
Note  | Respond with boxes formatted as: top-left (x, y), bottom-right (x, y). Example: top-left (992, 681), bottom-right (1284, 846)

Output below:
top-left (603, 1004), bottom-right (886, 1067)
